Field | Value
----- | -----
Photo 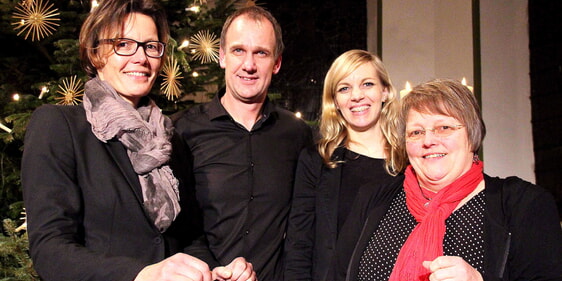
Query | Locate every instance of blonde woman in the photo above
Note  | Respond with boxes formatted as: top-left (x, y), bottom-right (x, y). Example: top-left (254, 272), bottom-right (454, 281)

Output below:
top-left (284, 49), bottom-right (398, 281)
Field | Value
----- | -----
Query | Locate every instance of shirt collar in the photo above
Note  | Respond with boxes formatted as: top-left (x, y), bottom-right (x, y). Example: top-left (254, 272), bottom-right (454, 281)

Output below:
top-left (207, 88), bottom-right (275, 123)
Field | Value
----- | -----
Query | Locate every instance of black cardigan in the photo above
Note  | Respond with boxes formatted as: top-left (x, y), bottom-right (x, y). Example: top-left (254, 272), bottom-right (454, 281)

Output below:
top-left (284, 146), bottom-right (346, 281)
top-left (328, 174), bottom-right (562, 281)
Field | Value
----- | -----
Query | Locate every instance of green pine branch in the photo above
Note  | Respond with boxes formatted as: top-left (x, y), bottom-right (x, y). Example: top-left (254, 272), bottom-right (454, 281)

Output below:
top-left (0, 219), bottom-right (39, 281)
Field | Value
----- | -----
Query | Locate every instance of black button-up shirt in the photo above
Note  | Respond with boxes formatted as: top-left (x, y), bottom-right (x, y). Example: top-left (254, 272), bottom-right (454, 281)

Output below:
top-left (174, 91), bottom-right (313, 281)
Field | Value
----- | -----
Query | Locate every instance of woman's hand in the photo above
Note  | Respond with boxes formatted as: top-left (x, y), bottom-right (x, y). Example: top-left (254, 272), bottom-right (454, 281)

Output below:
top-left (212, 257), bottom-right (256, 281)
top-left (135, 253), bottom-right (212, 281)
top-left (423, 256), bottom-right (483, 281)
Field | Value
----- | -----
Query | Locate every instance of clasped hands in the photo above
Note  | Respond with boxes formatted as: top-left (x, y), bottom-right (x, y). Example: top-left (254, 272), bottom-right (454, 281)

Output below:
top-left (135, 254), bottom-right (256, 281)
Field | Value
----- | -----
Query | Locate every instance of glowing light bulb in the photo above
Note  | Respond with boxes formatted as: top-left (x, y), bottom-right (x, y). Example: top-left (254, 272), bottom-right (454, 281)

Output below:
top-left (39, 86), bottom-right (49, 99)
top-left (186, 6), bottom-right (200, 13)
top-left (179, 40), bottom-right (190, 50)
top-left (91, 0), bottom-right (99, 11)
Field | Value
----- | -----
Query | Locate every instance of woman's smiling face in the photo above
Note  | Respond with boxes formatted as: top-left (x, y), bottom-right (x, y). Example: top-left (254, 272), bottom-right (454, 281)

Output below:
top-left (334, 62), bottom-right (388, 133)
top-left (405, 110), bottom-right (474, 191)
top-left (97, 12), bottom-right (162, 107)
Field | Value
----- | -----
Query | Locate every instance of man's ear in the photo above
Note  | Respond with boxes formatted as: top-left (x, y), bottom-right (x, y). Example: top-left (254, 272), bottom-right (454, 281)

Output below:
top-left (272, 55), bottom-right (282, 74)
top-left (219, 47), bottom-right (226, 69)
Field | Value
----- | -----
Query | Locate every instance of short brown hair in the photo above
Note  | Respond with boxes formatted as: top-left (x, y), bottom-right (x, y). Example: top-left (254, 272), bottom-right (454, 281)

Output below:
top-left (382, 78), bottom-right (486, 174)
top-left (79, 0), bottom-right (169, 77)
top-left (220, 6), bottom-right (284, 59)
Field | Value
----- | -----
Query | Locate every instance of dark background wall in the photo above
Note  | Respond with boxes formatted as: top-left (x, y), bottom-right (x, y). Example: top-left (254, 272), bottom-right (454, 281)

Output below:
top-left (265, 0), bottom-right (367, 121)
top-left (529, 0), bottom-right (562, 217)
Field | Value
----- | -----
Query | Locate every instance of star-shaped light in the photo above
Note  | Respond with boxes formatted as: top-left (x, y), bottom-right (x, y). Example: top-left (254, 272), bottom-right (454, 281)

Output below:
top-left (11, 0), bottom-right (60, 41)
top-left (160, 56), bottom-right (184, 101)
top-left (55, 76), bottom-right (84, 105)
top-left (189, 30), bottom-right (220, 64)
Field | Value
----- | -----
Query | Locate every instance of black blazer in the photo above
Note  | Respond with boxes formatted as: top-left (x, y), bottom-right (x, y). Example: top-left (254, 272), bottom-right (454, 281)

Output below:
top-left (22, 104), bottom-right (204, 281)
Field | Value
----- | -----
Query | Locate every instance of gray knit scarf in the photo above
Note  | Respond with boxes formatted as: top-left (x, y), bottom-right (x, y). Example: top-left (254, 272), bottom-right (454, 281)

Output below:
top-left (83, 77), bottom-right (180, 232)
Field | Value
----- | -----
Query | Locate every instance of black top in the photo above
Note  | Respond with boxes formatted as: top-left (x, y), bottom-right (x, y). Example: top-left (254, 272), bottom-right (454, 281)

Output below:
top-left (357, 189), bottom-right (485, 280)
top-left (283, 146), bottom-right (396, 281)
top-left (174, 91), bottom-right (313, 281)
top-left (338, 150), bottom-right (388, 233)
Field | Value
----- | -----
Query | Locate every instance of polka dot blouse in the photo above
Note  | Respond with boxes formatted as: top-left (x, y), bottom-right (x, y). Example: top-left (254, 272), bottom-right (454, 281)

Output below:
top-left (357, 189), bottom-right (486, 281)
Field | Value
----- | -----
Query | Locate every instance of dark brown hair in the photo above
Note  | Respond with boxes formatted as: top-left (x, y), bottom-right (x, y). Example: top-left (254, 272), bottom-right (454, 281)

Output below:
top-left (79, 0), bottom-right (169, 77)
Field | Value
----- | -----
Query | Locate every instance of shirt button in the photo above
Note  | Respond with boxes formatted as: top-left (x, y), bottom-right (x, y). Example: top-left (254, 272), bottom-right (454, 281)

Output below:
top-left (153, 237), bottom-right (162, 244)
top-left (245, 230), bottom-right (249, 235)
top-left (250, 195), bottom-right (254, 200)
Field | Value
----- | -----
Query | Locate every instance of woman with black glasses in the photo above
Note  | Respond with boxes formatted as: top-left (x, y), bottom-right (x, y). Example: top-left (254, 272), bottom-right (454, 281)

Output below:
top-left (21, 1), bottom-right (255, 281)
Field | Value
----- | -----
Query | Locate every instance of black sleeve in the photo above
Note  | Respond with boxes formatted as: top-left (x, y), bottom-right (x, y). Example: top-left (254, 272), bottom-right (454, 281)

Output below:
top-left (503, 177), bottom-right (562, 280)
top-left (327, 175), bottom-right (404, 281)
top-left (284, 147), bottom-right (322, 281)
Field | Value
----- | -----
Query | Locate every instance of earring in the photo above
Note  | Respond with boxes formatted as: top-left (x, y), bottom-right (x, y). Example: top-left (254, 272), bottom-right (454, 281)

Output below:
top-left (473, 154), bottom-right (480, 163)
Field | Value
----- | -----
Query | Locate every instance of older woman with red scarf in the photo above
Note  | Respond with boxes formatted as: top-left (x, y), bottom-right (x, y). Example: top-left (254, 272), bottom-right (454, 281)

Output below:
top-left (329, 79), bottom-right (562, 281)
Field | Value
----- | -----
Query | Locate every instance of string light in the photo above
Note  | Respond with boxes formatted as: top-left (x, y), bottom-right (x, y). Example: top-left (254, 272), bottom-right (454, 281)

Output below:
top-left (39, 85), bottom-right (49, 99)
top-left (178, 40), bottom-right (190, 50)
top-left (91, 0), bottom-right (99, 11)
top-left (12, 93), bottom-right (20, 101)
top-left (0, 122), bottom-right (12, 134)
top-left (186, 6), bottom-right (200, 13)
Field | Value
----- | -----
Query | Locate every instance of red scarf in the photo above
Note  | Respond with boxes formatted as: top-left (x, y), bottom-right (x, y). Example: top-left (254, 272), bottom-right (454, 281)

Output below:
top-left (388, 161), bottom-right (484, 281)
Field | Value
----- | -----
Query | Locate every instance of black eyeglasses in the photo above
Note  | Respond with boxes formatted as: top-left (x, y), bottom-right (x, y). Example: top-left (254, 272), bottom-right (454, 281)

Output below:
top-left (98, 38), bottom-right (166, 58)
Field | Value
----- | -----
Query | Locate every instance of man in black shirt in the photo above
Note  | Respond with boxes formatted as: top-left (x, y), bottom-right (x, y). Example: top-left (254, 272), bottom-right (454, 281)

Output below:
top-left (174, 6), bottom-right (313, 281)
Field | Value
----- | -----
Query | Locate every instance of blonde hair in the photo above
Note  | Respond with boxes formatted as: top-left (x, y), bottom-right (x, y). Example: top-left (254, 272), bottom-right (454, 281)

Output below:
top-left (382, 78), bottom-right (486, 175)
top-left (318, 49), bottom-right (396, 168)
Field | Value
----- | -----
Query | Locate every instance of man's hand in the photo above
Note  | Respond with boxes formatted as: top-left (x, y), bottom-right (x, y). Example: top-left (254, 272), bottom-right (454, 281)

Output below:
top-left (212, 257), bottom-right (256, 281)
